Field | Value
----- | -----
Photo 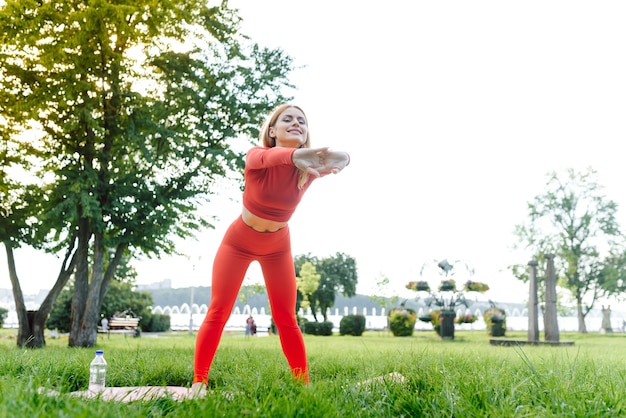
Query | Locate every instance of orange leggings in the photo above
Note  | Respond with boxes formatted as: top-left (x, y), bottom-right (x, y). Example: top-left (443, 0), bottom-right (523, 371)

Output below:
top-left (193, 216), bottom-right (309, 384)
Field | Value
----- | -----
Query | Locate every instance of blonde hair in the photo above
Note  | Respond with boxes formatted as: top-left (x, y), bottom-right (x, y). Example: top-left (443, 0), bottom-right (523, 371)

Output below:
top-left (259, 104), bottom-right (311, 188)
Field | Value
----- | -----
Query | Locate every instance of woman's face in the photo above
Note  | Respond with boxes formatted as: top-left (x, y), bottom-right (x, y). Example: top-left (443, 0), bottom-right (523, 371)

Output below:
top-left (269, 107), bottom-right (308, 148)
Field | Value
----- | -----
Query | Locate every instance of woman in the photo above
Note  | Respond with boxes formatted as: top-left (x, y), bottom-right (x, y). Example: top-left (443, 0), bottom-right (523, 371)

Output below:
top-left (193, 104), bottom-right (350, 387)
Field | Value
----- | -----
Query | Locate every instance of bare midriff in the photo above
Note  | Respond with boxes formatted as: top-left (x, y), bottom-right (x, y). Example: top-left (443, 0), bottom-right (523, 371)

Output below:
top-left (241, 206), bottom-right (288, 233)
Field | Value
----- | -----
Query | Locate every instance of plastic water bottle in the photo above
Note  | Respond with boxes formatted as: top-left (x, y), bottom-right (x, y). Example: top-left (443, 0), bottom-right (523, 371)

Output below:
top-left (88, 350), bottom-right (107, 393)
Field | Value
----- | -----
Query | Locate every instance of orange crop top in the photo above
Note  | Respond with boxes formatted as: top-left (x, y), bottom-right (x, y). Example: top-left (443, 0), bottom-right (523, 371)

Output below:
top-left (242, 146), bottom-right (315, 222)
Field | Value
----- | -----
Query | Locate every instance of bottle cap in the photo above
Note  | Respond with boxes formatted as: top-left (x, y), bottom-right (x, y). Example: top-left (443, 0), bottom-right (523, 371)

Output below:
top-left (96, 350), bottom-right (104, 355)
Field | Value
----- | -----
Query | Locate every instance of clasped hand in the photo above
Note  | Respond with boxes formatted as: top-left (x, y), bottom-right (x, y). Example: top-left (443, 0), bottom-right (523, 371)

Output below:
top-left (292, 148), bottom-right (349, 177)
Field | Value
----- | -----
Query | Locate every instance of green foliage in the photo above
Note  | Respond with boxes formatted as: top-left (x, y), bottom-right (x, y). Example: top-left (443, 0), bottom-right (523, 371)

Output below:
top-left (47, 280), bottom-right (153, 333)
top-left (0, 0), bottom-right (295, 257)
top-left (456, 313), bottom-right (478, 324)
top-left (369, 275), bottom-right (400, 309)
top-left (512, 168), bottom-right (626, 331)
top-left (0, 307), bottom-right (7, 328)
top-left (296, 262), bottom-right (320, 312)
top-left (140, 313), bottom-right (171, 333)
top-left (294, 253), bottom-right (358, 322)
top-left (46, 289), bottom-right (74, 333)
top-left (339, 314), bottom-right (365, 336)
top-left (101, 281), bottom-right (153, 321)
top-left (597, 250), bottom-right (626, 299)
top-left (237, 284), bottom-right (266, 305)
top-left (302, 320), bottom-right (333, 336)
top-left (483, 307), bottom-right (507, 337)
top-left (0, 0), bottom-right (295, 345)
top-left (388, 308), bottom-right (417, 337)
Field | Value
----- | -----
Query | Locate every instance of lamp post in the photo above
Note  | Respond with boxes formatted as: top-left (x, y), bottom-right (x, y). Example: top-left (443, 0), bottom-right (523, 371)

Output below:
top-left (189, 260), bottom-right (195, 335)
top-left (188, 256), bottom-right (201, 335)
top-left (189, 285), bottom-right (194, 335)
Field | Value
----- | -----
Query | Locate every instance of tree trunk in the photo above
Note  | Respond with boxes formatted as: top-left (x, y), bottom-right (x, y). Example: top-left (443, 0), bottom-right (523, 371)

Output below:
top-left (69, 218), bottom-right (91, 346)
top-left (5, 243), bottom-right (32, 347)
top-left (69, 230), bottom-right (121, 347)
top-left (311, 310), bottom-right (319, 322)
top-left (76, 234), bottom-right (106, 347)
top-left (576, 298), bottom-right (588, 333)
top-left (4, 240), bottom-right (77, 348)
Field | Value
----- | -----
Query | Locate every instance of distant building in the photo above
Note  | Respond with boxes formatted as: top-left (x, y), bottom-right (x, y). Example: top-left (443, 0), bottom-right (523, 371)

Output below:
top-left (137, 279), bottom-right (172, 291)
top-left (0, 287), bottom-right (46, 310)
top-left (0, 288), bottom-right (13, 307)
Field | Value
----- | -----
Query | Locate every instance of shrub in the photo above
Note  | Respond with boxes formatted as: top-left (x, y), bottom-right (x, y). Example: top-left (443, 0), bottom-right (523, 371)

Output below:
top-left (339, 314), bottom-right (366, 336)
top-left (318, 321), bottom-right (333, 336)
top-left (0, 307), bottom-right (8, 328)
top-left (303, 321), bottom-right (334, 336)
top-left (483, 307), bottom-right (506, 337)
top-left (456, 313), bottom-right (478, 324)
top-left (140, 313), bottom-right (171, 332)
top-left (388, 308), bottom-right (416, 337)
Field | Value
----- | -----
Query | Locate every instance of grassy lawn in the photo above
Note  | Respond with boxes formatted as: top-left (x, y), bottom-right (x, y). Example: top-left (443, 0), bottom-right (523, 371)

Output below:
top-left (0, 329), bottom-right (625, 417)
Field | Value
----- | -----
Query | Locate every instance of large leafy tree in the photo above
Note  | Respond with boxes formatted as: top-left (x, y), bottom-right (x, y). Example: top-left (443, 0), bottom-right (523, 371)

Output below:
top-left (294, 253), bottom-right (358, 322)
top-left (512, 168), bottom-right (625, 333)
top-left (0, 0), bottom-right (294, 347)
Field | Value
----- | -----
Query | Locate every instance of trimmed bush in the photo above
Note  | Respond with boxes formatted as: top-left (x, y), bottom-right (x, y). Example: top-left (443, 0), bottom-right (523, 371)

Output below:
top-left (483, 307), bottom-right (506, 337)
top-left (339, 314), bottom-right (366, 336)
top-left (318, 321), bottom-right (333, 336)
top-left (140, 313), bottom-right (171, 332)
top-left (303, 320), bottom-right (334, 336)
top-left (388, 308), bottom-right (417, 337)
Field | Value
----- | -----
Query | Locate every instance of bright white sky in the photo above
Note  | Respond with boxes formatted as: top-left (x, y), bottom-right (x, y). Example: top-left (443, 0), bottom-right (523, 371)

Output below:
top-left (3, 1), bottom-right (626, 306)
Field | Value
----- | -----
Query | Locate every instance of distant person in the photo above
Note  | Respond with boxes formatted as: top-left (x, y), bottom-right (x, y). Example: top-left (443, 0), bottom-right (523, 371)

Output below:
top-left (250, 318), bottom-right (257, 336)
top-left (101, 316), bottom-right (108, 333)
top-left (245, 315), bottom-right (254, 336)
top-left (193, 104), bottom-right (349, 388)
top-left (601, 305), bottom-right (612, 332)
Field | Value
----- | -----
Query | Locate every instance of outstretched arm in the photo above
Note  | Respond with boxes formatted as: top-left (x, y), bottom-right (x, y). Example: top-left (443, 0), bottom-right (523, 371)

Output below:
top-left (246, 147), bottom-right (296, 169)
top-left (291, 147), bottom-right (330, 177)
top-left (248, 146), bottom-right (349, 177)
top-left (318, 150), bottom-right (350, 175)
top-left (292, 148), bottom-right (350, 177)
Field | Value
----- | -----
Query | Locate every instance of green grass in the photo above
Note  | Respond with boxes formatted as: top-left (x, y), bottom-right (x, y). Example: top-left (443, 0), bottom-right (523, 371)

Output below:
top-left (1, 330), bottom-right (626, 417)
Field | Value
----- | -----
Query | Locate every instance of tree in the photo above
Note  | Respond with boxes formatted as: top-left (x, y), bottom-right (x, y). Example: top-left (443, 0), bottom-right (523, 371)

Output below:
top-left (581, 243), bottom-right (626, 304)
top-left (512, 168), bottom-right (625, 333)
top-left (296, 262), bottom-right (320, 312)
top-left (294, 253), bottom-right (358, 321)
top-left (0, 0), bottom-right (294, 347)
top-left (1, 124), bottom-right (73, 347)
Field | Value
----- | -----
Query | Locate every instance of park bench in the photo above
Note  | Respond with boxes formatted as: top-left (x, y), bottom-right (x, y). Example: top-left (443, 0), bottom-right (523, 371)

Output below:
top-left (99, 317), bottom-right (141, 338)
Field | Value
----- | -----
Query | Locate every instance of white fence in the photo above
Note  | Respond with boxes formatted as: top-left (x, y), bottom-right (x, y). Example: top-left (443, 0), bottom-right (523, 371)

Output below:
top-left (148, 304), bottom-right (626, 333)
top-left (2, 304), bottom-right (623, 333)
